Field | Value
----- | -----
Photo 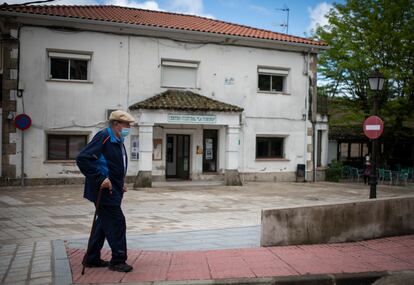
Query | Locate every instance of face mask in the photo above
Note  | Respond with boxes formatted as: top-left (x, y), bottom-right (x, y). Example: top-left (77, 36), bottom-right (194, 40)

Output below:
top-left (121, 128), bottom-right (130, 137)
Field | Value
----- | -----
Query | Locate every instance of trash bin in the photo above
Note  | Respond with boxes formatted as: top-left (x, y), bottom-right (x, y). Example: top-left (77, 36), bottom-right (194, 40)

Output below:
top-left (296, 164), bottom-right (306, 182)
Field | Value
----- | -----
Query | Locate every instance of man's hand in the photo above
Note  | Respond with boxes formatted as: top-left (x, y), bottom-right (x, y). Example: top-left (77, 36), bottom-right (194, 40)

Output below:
top-left (100, 178), bottom-right (112, 190)
top-left (123, 186), bottom-right (128, 192)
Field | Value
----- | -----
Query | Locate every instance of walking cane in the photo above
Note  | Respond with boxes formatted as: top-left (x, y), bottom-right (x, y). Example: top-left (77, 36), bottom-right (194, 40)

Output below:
top-left (81, 188), bottom-right (104, 275)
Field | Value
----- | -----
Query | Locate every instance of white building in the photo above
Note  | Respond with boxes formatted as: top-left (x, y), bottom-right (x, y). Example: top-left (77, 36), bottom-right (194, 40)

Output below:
top-left (0, 5), bottom-right (329, 187)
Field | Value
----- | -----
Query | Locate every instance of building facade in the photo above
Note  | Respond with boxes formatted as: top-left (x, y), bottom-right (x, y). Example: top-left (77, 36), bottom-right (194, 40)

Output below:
top-left (0, 5), bottom-right (328, 186)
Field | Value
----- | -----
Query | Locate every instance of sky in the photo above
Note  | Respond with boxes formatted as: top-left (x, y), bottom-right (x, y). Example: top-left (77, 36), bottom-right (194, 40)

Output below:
top-left (9, 0), bottom-right (344, 37)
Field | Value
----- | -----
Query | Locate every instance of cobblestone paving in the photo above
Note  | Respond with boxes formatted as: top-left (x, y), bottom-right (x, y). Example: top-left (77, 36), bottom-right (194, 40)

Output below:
top-left (0, 181), bottom-right (413, 284)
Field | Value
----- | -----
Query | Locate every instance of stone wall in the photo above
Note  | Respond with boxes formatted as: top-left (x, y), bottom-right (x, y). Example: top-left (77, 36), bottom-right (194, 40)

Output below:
top-left (261, 196), bottom-right (414, 246)
top-left (1, 20), bottom-right (18, 179)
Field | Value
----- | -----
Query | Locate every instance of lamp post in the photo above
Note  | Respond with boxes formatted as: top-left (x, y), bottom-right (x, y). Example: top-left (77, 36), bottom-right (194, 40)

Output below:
top-left (367, 71), bottom-right (385, 199)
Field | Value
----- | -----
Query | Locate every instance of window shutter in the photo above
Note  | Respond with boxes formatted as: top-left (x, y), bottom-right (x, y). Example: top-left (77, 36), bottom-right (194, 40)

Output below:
top-left (162, 60), bottom-right (198, 68)
top-left (258, 67), bottom-right (289, 75)
top-left (48, 52), bottom-right (91, 60)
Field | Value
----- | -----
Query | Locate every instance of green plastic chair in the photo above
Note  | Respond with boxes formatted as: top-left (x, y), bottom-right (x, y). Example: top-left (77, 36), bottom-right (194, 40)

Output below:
top-left (342, 165), bottom-right (352, 180)
top-left (350, 167), bottom-right (362, 182)
top-left (383, 170), bottom-right (393, 185)
top-left (399, 169), bottom-right (409, 186)
top-left (378, 168), bottom-right (385, 183)
top-left (407, 168), bottom-right (414, 182)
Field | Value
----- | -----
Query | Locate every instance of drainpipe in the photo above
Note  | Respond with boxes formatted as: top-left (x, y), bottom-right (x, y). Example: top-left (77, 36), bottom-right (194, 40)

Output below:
top-left (310, 53), bottom-right (317, 182)
top-left (303, 52), bottom-right (310, 181)
top-left (312, 117), bottom-right (316, 182)
top-left (126, 35), bottom-right (130, 109)
top-left (16, 25), bottom-right (24, 187)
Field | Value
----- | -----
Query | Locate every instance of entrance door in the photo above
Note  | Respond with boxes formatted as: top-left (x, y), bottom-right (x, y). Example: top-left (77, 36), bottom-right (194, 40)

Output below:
top-left (203, 129), bottom-right (218, 172)
top-left (166, 134), bottom-right (190, 179)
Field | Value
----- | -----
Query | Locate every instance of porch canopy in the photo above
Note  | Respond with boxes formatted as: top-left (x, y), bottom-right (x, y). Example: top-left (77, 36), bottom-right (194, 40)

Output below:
top-left (129, 90), bottom-right (244, 188)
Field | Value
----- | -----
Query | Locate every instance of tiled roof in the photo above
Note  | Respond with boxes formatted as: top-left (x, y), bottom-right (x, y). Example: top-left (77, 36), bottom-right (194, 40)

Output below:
top-left (0, 5), bottom-right (326, 47)
top-left (129, 90), bottom-right (243, 112)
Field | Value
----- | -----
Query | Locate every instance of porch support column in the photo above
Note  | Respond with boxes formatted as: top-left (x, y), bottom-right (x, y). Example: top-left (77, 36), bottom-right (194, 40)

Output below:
top-left (133, 123), bottom-right (153, 188)
top-left (225, 125), bottom-right (242, 186)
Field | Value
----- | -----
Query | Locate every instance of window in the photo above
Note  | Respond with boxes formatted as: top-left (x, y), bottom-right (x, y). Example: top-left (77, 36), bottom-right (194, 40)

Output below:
top-left (339, 142), bottom-right (370, 161)
top-left (48, 51), bottom-right (91, 81)
top-left (257, 67), bottom-right (289, 93)
top-left (317, 130), bottom-right (322, 167)
top-left (47, 134), bottom-right (87, 160)
top-left (106, 109), bottom-right (117, 120)
top-left (350, 143), bottom-right (361, 158)
top-left (256, 137), bottom-right (284, 159)
top-left (339, 143), bottom-right (349, 159)
top-left (161, 60), bottom-right (198, 88)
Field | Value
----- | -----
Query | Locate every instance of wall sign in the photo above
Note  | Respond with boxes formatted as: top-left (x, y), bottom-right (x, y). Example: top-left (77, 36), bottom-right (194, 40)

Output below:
top-left (153, 139), bottom-right (162, 160)
top-left (205, 138), bottom-right (213, 160)
top-left (130, 135), bottom-right (139, 160)
top-left (167, 114), bottom-right (216, 124)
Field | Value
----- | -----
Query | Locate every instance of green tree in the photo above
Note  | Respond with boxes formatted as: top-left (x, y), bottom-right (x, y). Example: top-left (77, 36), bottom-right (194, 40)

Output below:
top-left (315, 0), bottom-right (414, 123)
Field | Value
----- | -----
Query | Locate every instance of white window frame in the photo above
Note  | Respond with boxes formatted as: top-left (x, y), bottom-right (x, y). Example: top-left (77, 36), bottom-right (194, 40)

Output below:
top-left (161, 59), bottom-right (199, 89)
top-left (47, 50), bottom-right (92, 82)
top-left (257, 66), bottom-right (290, 94)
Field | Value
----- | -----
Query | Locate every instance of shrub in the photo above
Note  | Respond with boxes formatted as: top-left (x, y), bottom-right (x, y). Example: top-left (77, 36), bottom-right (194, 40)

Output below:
top-left (325, 160), bottom-right (343, 182)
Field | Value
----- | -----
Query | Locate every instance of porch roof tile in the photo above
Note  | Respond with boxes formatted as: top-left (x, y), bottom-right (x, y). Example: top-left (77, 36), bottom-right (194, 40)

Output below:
top-left (129, 90), bottom-right (243, 112)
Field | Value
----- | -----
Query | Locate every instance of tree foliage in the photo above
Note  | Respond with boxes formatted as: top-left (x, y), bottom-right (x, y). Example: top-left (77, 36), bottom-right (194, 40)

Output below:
top-left (315, 0), bottom-right (414, 124)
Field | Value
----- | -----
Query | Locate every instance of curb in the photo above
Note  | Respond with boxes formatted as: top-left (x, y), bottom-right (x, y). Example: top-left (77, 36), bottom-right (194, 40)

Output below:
top-left (53, 239), bottom-right (73, 285)
top-left (80, 271), bottom-right (388, 285)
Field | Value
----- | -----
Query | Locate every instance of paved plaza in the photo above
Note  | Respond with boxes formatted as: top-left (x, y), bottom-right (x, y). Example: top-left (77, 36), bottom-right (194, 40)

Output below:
top-left (0, 181), bottom-right (414, 284)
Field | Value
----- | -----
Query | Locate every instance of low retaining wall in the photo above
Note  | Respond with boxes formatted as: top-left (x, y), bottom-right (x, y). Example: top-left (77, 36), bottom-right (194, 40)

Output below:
top-left (261, 196), bottom-right (414, 246)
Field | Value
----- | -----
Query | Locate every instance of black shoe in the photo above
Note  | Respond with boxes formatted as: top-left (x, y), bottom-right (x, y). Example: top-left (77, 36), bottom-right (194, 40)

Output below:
top-left (108, 263), bottom-right (133, 272)
top-left (83, 259), bottom-right (110, 268)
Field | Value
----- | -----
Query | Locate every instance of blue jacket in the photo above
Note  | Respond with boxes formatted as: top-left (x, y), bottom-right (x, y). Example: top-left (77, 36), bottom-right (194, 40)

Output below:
top-left (76, 128), bottom-right (128, 206)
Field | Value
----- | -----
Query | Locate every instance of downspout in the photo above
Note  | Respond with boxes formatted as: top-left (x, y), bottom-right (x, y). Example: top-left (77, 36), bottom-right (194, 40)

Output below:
top-left (310, 53), bottom-right (317, 182)
top-left (16, 25), bottom-right (24, 187)
top-left (312, 110), bottom-right (316, 182)
top-left (126, 35), bottom-right (130, 109)
top-left (303, 52), bottom-right (310, 181)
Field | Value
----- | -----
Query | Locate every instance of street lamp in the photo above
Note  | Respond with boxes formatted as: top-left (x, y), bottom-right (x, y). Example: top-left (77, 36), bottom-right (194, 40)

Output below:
top-left (368, 71), bottom-right (385, 93)
top-left (368, 70), bottom-right (384, 199)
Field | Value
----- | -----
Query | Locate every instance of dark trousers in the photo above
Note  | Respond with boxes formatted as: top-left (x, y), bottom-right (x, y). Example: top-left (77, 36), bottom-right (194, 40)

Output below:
top-left (364, 175), bottom-right (369, 184)
top-left (85, 204), bottom-right (127, 265)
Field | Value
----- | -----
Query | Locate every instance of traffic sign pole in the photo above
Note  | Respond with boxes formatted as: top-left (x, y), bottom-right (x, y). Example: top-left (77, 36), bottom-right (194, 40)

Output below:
top-left (14, 114), bottom-right (32, 188)
top-left (369, 139), bottom-right (377, 199)
top-left (363, 115), bottom-right (384, 199)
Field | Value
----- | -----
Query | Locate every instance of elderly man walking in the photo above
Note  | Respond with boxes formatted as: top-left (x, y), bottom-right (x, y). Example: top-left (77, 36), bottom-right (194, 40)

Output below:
top-left (76, 110), bottom-right (135, 272)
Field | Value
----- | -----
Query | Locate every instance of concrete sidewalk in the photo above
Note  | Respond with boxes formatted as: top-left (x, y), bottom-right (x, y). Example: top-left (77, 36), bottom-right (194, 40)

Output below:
top-left (66, 234), bottom-right (414, 284)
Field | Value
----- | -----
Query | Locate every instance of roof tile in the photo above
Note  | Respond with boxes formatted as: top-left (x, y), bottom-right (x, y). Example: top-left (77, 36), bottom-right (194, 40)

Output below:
top-left (129, 90), bottom-right (243, 112)
top-left (0, 5), bottom-right (326, 47)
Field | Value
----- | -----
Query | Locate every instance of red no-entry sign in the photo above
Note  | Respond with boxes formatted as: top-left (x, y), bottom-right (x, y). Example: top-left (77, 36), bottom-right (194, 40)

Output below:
top-left (363, 115), bottom-right (384, 139)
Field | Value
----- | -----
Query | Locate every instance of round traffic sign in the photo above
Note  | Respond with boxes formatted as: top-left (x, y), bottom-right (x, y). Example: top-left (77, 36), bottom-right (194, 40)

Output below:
top-left (14, 114), bottom-right (32, 131)
top-left (363, 115), bottom-right (384, 139)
